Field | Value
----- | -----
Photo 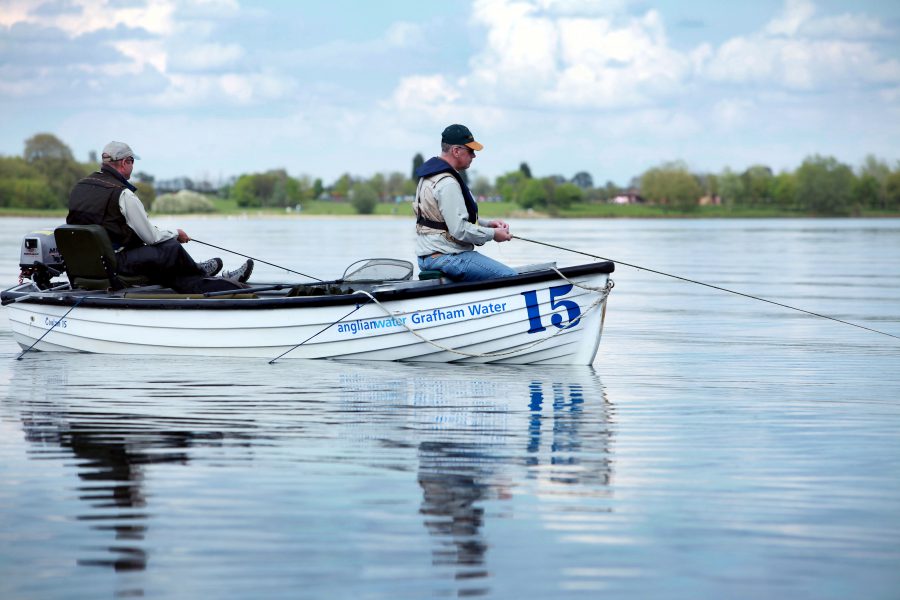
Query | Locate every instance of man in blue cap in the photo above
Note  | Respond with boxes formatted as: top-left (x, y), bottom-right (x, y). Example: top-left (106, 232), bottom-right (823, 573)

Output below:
top-left (413, 124), bottom-right (517, 282)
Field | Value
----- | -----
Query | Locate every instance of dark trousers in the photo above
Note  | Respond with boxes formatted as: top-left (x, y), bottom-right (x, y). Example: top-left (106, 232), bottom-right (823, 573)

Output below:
top-left (118, 239), bottom-right (241, 294)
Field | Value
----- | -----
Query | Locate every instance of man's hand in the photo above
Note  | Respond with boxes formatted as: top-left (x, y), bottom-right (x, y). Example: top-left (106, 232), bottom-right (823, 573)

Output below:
top-left (486, 219), bottom-right (509, 229)
top-left (492, 225), bottom-right (512, 242)
top-left (176, 229), bottom-right (191, 243)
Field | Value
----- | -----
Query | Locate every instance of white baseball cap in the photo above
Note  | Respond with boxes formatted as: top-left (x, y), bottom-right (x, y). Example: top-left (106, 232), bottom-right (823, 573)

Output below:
top-left (101, 141), bottom-right (140, 161)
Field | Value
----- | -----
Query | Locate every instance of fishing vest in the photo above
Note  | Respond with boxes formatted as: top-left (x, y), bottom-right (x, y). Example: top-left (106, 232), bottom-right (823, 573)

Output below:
top-left (67, 169), bottom-right (142, 251)
top-left (414, 172), bottom-right (478, 245)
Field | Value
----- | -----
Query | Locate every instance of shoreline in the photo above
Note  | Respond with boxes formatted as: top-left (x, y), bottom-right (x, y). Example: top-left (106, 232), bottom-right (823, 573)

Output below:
top-left (3, 210), bottom-right (899, 220)
top-left (0, 202), bottom-right (900, 221)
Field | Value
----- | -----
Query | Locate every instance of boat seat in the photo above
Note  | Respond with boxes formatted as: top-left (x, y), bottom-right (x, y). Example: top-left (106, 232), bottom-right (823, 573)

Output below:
top-left (418, 269), bottom-right (445, 280)
top-left (54, 224), bottom-right (150, 291)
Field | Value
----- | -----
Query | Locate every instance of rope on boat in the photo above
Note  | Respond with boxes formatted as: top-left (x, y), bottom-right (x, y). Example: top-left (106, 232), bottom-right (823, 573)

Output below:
top-left (357, 271), bottom-right (614, 360)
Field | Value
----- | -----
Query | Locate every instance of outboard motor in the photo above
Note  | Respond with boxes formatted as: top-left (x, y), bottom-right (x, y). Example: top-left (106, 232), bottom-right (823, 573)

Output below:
top-left (19, 229), bottom-right (65, 289)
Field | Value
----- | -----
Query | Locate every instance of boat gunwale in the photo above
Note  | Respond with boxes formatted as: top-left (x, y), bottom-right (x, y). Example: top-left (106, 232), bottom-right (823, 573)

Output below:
top-left (2, 261), bottom-right (614, 311)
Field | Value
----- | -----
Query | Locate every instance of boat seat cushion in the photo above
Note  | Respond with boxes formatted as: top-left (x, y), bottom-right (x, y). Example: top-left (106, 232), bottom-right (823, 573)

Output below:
top-left (418, 269), bottom-right (445, 280)
top-left (54, 224), bottom-right (150, 290)
top-left (69, 274), bottom-right (150, 290)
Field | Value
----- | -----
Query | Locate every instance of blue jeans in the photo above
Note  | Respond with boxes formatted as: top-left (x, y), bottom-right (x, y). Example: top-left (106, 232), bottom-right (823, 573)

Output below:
top-left (418, 251), bottom-right (517, 282)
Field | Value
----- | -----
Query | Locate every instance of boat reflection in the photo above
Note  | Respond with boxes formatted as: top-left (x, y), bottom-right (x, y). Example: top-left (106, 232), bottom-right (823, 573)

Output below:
top-left (6, 357), bottom-right (614, 597)
top-left (338, 365), bottom-right (615, 595)
top-left (418, 441), bottom-right (493, 587)
top-left (15, 381), bottom-right (195, 575)
top-left (6, 357), bottom-right (247, 585)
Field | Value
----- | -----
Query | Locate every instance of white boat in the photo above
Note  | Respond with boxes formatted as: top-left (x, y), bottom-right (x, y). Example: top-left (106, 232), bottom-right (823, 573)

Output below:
top-left (4, 228), bottom-right (614, 364)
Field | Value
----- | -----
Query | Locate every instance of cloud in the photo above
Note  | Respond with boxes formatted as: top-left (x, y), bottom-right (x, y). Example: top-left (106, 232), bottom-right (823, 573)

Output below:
top-left (110, 39), bottom-right (168, 74)
top-left (385, 0), bottom-right (693, 112)
top-left (0, 0), bottom-right (32, 29)
top-left (761, 0), bottom-right (888, 40)
top-left (384, 22), bottom-right (425, 47)
top-left (541, 11), bottom-right (693, 108)
top-left (533, 0), bottom-right (636, 17)
top-left (0, 65), bottom-right (55, 97)
top-left (151, 71), bottom-right (295, 107)
top-left (0, 0), bottom-right (176, 37)
top-left (280, 20), bottom-right (428, 73)
top-left (171, 42), bottom-right (245, 72)
top-left (802, 14), bottom-right (891, 40)
top-left (765, 0), bottom-right (816, 37)
top-left (384, 0), bottom-right (900, 116)
top-left (711, 98), bottom-right (756, 131)
top-left (706, 36), bottom-right (900, 91)
top-left (703, 0), bottom-right (900, 89)
top-left (0, 0), bottom-right (275, 107)
top-left (388, 75), bottom-right (460, 111)
top-left (469, 0), bottom-right (560, 95)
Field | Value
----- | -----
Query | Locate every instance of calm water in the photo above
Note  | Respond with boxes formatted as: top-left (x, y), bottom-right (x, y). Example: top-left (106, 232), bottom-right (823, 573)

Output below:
top-left (1, 216), bottom-right (899, 599)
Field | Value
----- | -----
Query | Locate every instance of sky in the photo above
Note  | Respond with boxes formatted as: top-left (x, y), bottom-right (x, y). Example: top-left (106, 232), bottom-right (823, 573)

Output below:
top-left (2, 0), bottom-right (899, 187)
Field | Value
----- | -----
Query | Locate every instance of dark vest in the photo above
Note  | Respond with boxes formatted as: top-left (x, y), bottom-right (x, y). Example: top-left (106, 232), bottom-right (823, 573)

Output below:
top-left (67, 168), bottom-right (142, 251)
top-left (413, 157), bottom-right (478, 230)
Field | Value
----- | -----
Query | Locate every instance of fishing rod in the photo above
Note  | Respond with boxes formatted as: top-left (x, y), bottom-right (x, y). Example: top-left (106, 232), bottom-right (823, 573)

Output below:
top-left (192, 239), bottom-right (325, 282)
top-left (16, 295), bottom-right (88, 360)
top-left (269, 295), bottom-right (373, 364)
top-left (512, 234), bottom-right (900, 341)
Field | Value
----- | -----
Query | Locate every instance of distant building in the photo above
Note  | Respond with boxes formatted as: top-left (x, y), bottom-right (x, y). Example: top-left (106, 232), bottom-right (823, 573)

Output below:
top-left (611, 190), bottom-right (646, 204)
top-left (155, 177), bottom-right (218, 195)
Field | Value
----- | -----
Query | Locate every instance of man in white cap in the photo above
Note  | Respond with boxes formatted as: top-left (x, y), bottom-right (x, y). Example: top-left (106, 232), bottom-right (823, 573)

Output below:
top-left (67, 141), bottom-right (253, 293)
top-left (414, 124), bottom-right (516, 282)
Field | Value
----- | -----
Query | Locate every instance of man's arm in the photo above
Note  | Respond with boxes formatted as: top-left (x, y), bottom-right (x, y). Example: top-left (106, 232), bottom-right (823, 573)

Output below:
top-left (118, 189), bottom-right (177, 245)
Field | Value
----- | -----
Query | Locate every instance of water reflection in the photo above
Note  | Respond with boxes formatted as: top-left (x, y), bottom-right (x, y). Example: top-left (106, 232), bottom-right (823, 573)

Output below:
top-left (526, 380), bottom-right (614, 488)
top-left (339, 367), bottom-right (614, 596)
top-left (5, 358), bottom-right (254, 598)
top-left (14, 370), bottom-right (218, 577)
top-left (418, 441), bottom-right (493, 591)
top-left (6, 358), bottom-right (614, 597)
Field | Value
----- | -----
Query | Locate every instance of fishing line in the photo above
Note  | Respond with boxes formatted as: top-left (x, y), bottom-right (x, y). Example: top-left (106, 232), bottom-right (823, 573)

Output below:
top-left (513, 235), bottom-right (900, 341)
top-left (192, 239), bottom-right (325, 282)
top-left (268, 295), bottom-right (374, 364)
top-left (16, 295), bottom-right (88, 360)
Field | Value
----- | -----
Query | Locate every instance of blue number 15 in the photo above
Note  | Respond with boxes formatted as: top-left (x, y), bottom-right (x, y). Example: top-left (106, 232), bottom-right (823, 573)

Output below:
top-left (521, 284), bottom-right (582, 334)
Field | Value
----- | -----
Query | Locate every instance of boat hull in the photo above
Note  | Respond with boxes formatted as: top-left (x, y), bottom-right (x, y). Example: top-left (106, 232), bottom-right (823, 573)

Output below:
top-left (3, 264), bottom-right (613, 364)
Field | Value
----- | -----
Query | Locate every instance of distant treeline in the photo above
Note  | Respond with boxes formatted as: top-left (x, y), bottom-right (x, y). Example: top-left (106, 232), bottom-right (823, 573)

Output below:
top-left (2, 133), bottom-right (899, 216)
top-left (0, 134), bottom-right (157, 211)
